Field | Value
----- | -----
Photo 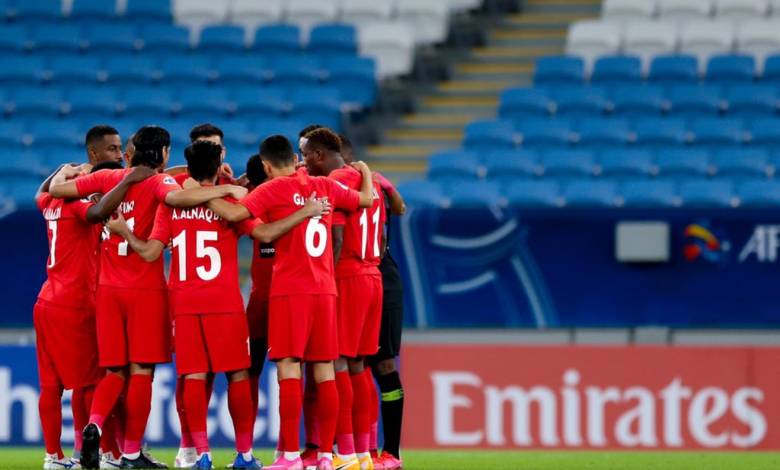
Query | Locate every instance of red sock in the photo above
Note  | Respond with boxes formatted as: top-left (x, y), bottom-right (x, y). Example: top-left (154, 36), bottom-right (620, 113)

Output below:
top-left (113, 392), bottom-right (127, 454)
top-left (101, 414), bottom-right (121, 458)
top-left (303, 367), bottom-right (320, 448)
top-left (315, 380), bottom-right (339, 454)
top-left (71, 386), bottom-right (93, 453)
top-left (176, 376), bottom-right (194, 449)
top-left (123, 374), bottom-right (152, 455)
top-left (183, 378), bottom-right (209, 454)
top-left (249, 375), bottom-right (260, 441)
top-left (278, 378), bottom-right (302, 452)
top-left (351, 371), bottom-right (371, 453)
top-left (228, 378), bottom-right (254, 453)
top-left (88, 373), bottom-right (125, 429)
top-left (334, 371), bottom-right (355, 455)
top-left (39, 385), bottom-right (64, 458)
top-left (367, 372), bottom-right (379, 451)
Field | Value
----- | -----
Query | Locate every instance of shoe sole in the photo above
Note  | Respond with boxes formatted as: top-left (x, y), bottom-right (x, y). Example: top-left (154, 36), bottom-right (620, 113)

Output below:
top-left (80, 424), bottom-right (101, 469)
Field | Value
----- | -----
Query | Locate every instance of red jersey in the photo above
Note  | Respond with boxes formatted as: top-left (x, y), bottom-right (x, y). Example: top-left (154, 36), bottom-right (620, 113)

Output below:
top-left (173, 172), bottom-right (235, 186)
top-left (330, 166), bottom-right (386, 278)
top-left (250, 241), bottom-right (275, 297)
top-left (239, 167), bottom-right (361, 297)
top-left (75, 168), bottom-right (181, 289)
top-left (150, 199), bottom-right (259, 315)
top-left (36, 193), bottom-right (99, 309)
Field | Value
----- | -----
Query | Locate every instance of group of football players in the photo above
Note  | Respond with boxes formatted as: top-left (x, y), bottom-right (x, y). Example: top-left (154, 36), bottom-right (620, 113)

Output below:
top-left (33, 122), bottom-right (407, 470)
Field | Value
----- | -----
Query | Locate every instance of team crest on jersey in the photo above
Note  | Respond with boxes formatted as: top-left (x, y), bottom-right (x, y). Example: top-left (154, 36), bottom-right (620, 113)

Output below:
top-left (163, 176), bottom-right (177, 185)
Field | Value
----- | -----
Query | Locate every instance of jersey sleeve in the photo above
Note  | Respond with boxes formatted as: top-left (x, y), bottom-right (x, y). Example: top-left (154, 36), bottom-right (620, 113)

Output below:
top-left (374, 172), bottom-right (397, 197)
top-left (239, 185), bottom-right (270, 221)
top-left (74, 169), bottom-right (112, 197)
top-left (36, 193), bottom-right (52, 212)
top-left (154, 175), bottom-right (182, 202)
top-left (328, 178), bottom-right (361, 213)
top-left (234, 217), bottom-right (262, 237)
top-left (149, 204), bottom-right (173, 244)
top-left (70, 198), bottom-right (95, 223)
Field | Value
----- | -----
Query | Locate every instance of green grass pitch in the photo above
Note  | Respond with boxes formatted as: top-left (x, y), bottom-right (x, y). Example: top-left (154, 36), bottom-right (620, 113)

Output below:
top-left (1, 448), bottom-right (779, 469)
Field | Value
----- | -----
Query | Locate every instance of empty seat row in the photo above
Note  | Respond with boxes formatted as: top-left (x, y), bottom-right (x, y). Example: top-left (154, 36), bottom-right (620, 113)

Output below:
top-left (0, 0), bottom-right (172, 23)
top-left (428, 148), bottom-right (778, 181)
top-left (603, 0), bottom-right (780, 22)
top-left (399, 177), bottom-right (780, 208)
top-left (567, 19), bottom-right (780, 70)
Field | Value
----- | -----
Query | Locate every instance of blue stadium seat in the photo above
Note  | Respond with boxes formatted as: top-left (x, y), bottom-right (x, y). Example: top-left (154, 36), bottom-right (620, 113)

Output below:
top-left (29, 120), bottom-right (82, 148)
top-left (690, 118), bottom-right (745, 148)
top-left (67, 87), bottom-right (118, 119)
top-left (125, 0), bottom-right (172, 23)
top-left (610, 85), bottom-right (667, 118)
top-left (220, 121), bottom-right (256, 149)
top-left (31, 24), bottom-right (82, 53)
top-left (552, 86), bottom-right (609, 117)
top-left (576, 118), bottom-right (631, 149)
top-left (308, 23), bottom-right (357, 56)
top-left (214, 55), bottom-right (268, 85)
top-left (3, 176), bottom-right (46, 208)
top-left (70, 0), bottom-right (117, 21)
top-left (633, 118), bottom-right (688, 148)
top-left (396, 180), bottom-right (445, 207)
top-left (48, 55), bottom-right (102, 84)
top-left (541, 149), bottom-right (595, 178)
top-left (9, 87), bottom-right (63, 118)
top-left (103, 55), bottom-right (159, 85)
top-left (0, 122), bottom-right (26, 147)
top-left (428, 150), bottom-right (481, 180)
top-left (738, 180), bottom-right (780, 207)
top-left (140, 25), bottom-right (191, 53)
top-left (679, 180), bottom-right (735, 207)
top-left (706, 54), bottom-right (756, 84)
top-left (199, 25), bottom-right (246, 53)
top-left (655, 148), bottom-right (711, 177)
top-left (0, 25), bottom-right (30, 53)
top-left (176, 87), bottom-right (232, 119)
top-left (83, 24), bottom-right (138, 53)
top-left (764, 55), bottom-right (780, 83)
top-left (325, 57), bottom-right (376, 108)
top-left (0, 149), bottom-right (43, 175)
top-left (505, 181), bottom-right (561, 207)
top-left (712, 149), bottom-right (770, 178)
top-left (121, 87), bottom-right (175, 118)
top-left (0, 57), bottom-right (45, 85)
top-left (254, 24), bottom-right (301, 56)
top-left (290, 87), bottom-right (342, 130)
top-left (591, 55), bottom-right (642, 86)
top-left (232, 86), bottom-right (288, 118)
top-left (499, 88), bottom-right (552, 122)
top-left (270, 56), bottom-right (322, 91)
top-left (599, 149), bottom-right (655, 177)
top-left (649, 55), bottom-right (699, 86)
top-left (463, 120), bottom-right (516, 151)
top-left (534, 56), bottom-right (585, 86)
top-left (518, 119), bottom-right (573, 149)
top-left (446, 181), bottom-right (503, 207)
top-left (667, 85), bottom-right (723, 119)
top-left (725, 85), bottom-right (777, 119)
top-left (15, 0), bottom-right (63, 22)
top-left (750, 119), bottom-right (780, 147)
top-left (483, 150), bottom-right (539, 180)
top-left (252, 120), bottom-right (301, 150)
top-left (563, 180), bottom-right (618, 207)
top-left (620, 180), bottom-right (678, 207)
top-left (159, 56), bottom-right (213, 85)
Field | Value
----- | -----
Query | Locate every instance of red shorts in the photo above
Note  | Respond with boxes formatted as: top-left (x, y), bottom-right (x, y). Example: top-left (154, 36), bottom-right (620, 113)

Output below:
top-left (268, 294), bottom-right (337, 362)
top-left (337, 275), bottom-right (383, 358)
top-left (96, 286), bottom-right (171, 367)
top-left (34, 300), bottom-right (101, 390)
top-left (174, 313), bottom-right (251, 375)
top-left (246, 290), bottom-right (269, 340)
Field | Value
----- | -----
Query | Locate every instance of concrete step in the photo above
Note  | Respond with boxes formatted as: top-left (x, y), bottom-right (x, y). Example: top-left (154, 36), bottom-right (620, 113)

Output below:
top-left (370, 161), bottom-right (429, 178)
top-left (490, 28), bottom-right (567, 42)
top-left (419, 95), bottom-right (499, 114)
top-left (366, 144), bottom-right (444, 161)
top-left (502, 12), bottom-right (595, 29)
top-left (470, 45), bottom-right (562, 61)
top-left (400, 113), bottom-right (491, 129)
top-left (385, 128), bottom-right (464, 141)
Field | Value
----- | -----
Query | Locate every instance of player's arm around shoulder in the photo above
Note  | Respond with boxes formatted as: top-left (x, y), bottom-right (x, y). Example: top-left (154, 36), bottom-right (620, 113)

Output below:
top-left (352, 161), bottom-right (375, 208)
top-left (164, 176), bottom-right (247, 209)
top-left (85, 166), bottom-right (156, 223)
top-left (47, 164), bottom-right (89, 199)
top-left (250, 192), bottom-right (332, 243)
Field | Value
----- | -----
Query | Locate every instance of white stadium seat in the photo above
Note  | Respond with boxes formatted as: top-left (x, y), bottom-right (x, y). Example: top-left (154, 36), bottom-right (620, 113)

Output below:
top-left (358, 21), bottom-right (415, 78)
top-left (444, 0), bottom-right (482, 12)
top-left (602, 0), bottom-right (658, 22)
top-left (659, 0), bottom-right (713, 22)
top-left (284, 0), bottom-right (339, 38)
top-left (680, 20), bottom-right (735, 67)
top-left (737, 20), bottom-right (780, 70)
top-left (339, 0), bottom-right (393, 24)
top-left (396, 0), bottom-right (450, 45)
top-left (715, 0), bottom-right (770, 20)
top-left (173, 0), bottom-right (230, 38)
top-left (566, 21), bottom-right (623, 75)
top-left (229, 0), bottom-right (284, 32)
top-left (623, 21), bottom-right (680, 71)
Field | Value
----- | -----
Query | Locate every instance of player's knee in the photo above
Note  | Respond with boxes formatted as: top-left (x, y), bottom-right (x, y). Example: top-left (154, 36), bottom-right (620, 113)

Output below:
top-left (311, 360), bottom-right (336, 383)
top-left (106, 367), bottom-right (127, 379)
top-left (334, 357), bottom-right (349, 372)
top-left (276, 358), bottom-right (302, 380)
top-left (226, 369), bottom-right (249, 382)
top-left (129, 362), bottom-right (155, 375)
top-left (184, 372), bottom-right (208, 381)
top-left (347, 357), bottom-right (365, 375)
top-left (375, 358), bottom-right (396, 376)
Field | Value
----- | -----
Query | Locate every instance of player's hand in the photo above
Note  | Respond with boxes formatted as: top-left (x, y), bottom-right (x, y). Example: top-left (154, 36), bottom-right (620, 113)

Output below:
top-left (224, 184), bottom-right (248, 200)
top-left (351, 160), bottom-right (371, 175)
top-left (124, 165), bottom-right (156, 184)
top-left (303, 192), bottom-right (332, 217)
top-left (182, 177), bottom-right (200, 189)
top-left (57, 164), bottom-right (83, 180)
top-left (236, 173), bottom-right (251, 188)
top-left (105, 213), bottom-right (129, 236)
top-left (77, 163), bottom-right (93, 174)
top-left (220, 162), bottom-right (234, 178)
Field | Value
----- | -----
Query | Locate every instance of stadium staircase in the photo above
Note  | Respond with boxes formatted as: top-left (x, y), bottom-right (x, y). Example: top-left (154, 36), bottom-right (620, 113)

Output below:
top-left (367, 0), bottom-right (600, 181)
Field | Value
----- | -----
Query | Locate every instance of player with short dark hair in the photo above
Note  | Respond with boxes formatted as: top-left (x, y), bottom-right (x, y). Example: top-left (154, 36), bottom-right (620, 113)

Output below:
top-left (48, 126), bottom-right (249, 469)
top-left (85, 126), bottom-right (123, 166)
top-left (304, 128), bottom-right (386, 470)
top-left (167, 124), bottom-right (235, 188)
top-left (298, 124), bottom-right (325, 153)
top-left (206, 135), bottom-right (375, 470)
top-left (123, 134), bottom-right (135, 167)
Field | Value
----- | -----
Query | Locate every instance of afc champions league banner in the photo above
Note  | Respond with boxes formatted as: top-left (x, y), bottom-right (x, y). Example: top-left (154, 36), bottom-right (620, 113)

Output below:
top-left (401, 344), bottom-right (780, 451)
